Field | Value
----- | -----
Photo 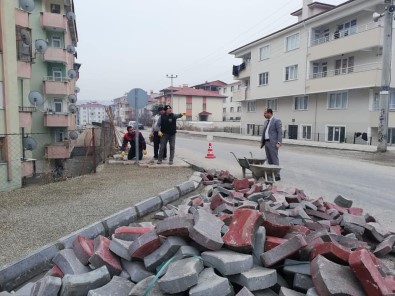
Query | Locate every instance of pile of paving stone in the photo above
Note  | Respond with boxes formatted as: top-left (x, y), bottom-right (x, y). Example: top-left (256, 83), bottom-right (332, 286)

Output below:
top-left (3, 170), bottom-right (395, 296)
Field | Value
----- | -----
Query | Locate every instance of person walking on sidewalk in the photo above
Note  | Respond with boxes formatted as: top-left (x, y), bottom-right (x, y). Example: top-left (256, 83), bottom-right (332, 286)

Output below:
top-left (151, 106), bottom-right (167, 160)
top-left (156, 105), bottom-right (185, 165)
top-left (260, 108), bottom-right (283, 180)
top-left (121, 125), bottom-right (147, 160)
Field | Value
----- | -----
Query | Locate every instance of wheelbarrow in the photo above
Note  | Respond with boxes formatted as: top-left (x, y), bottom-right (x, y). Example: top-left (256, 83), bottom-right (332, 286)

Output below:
top-left (244, 157), bottom-right (282, 184)
top-left (230, 152), bottom-right (266, 178)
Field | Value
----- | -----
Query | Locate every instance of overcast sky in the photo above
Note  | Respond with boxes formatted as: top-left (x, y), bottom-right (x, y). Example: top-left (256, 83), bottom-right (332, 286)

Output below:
top-left (73, 0), bottom-right (347, 102)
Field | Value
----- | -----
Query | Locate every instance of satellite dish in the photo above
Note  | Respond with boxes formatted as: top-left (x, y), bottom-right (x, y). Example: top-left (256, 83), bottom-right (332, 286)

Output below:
top-left (28, 91), bottom-right (44, 107)
top-left (66, 11), bottom-right (76, 21)
top-left (68, 69), bottom-right (77, 79)
top-left (35, 39), bottom-right (48, 53)
top-left (69, 131), bottom-right (79, 140)
top-left (19, 0), bottom-right (34, 12)
top-left (68, 94), bottom-right (77, 104)
top-left (74, 86), bottom-right (80, 93)
top-left (69, 104), bottom-right (77, 114)
top-left (66, 45), bottom-right (75, 54)
top-left (23, 136), bottom-right (38, 151)
top-left (20, 28), bottom-right (31, 45)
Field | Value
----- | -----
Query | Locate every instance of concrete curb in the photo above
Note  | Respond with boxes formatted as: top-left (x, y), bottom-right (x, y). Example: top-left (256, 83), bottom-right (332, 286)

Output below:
top-left (0, 172), bottom-right (202, 292)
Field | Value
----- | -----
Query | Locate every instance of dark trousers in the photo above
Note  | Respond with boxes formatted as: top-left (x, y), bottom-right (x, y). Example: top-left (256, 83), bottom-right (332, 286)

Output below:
top-left (159, 133), bottom-right (176, 161)
top-left (153, 131), bottom-right (167, 159)
top-left (264, 141), bottom-right (280, 177)
top-left (128, 147), bottom-right (143, 160)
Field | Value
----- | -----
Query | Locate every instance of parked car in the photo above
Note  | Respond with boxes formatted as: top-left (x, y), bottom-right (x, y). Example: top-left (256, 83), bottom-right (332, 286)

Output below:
top-left (128, 121), bottom-right (144, 130)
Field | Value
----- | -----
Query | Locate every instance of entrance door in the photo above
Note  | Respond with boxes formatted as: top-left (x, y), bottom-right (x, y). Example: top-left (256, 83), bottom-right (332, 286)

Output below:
top-left (388, 128), bottom-right (395, 145)
top-left (288, 125), bottom-right (298, 140)
top-left (328, 126), bottom-right (346, 142)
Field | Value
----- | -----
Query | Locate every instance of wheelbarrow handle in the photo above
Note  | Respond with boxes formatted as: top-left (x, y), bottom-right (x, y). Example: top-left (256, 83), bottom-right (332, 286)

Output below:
top-left (230, 152), bottom-right (239, 162)
top-left (249, 152), bottom-right (253, 158)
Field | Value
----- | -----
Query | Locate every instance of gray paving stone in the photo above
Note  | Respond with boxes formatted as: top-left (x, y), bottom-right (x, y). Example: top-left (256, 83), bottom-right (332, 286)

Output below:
top-left (253, 289), bottom-right (279, 296)
top-left (189, 209), bottom-right (224, 250)
top-left (155, 214), bottom-right (194, 237)
top-left (135, 196), bottom-right (162, 217)
top-left (121, 259), bottom-right (154, 283)
top-left (144, 236), bottom-right (187, 272)
top-left (109, 235), bottom-right (133, 261)
top-left (235, 287), bottom-right (254, 296)
top-left (293, 273), bottom-right (314, 293)
top-left (174, 245), bottom-right (201, 259)
top-left (30, 276), bottom-right (61, 296)
top-left (58, 221), bottom-right (106, 249)
top-left (11, 282), bottom-right (35, 296)
top-left (101, 207), bottom-right (138, 236)
top-left (282, 259), bottom-right (311, 275)
top-left (279, 287), bottom-right (305, 296)
top-left (229, 265), bottom-right (277, 291)
top-left (342, 213), bottom-right (366, 227)
top-left (0, 292), bottom-right (12, 296)
top-left (59, 266), bottom-right (111, 296)
top-left (253, 226), bottom-right (266, 266)
top-left (365, 222), bottom-right (391, 242)
top-left (189, 175), bottom-right (203, 188)
top-left (52, 249), bottom-right (90, 275)
top-left (87, 276), bottom-right (134, 296)
top-left (334, 195), bottom-right (353, 208)
top-left (306, 287), bottom-right (319, 296)
top-left (189, 267), bottom-right (232, 296)
top-left (201, 249), bottom-right (253, 275)
top-left (158, 257), bottom-right (204, 294)
top-left (129, 275), bottom-right (164, 296)
top-left (175, 181), bottom-right (195, 196)
top-left (158, 188), bottom-right (180, 206)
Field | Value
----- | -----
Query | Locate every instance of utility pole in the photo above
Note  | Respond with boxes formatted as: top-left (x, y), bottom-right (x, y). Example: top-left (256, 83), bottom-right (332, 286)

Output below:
top-left (377, 1), bottom-right (394, 152)
top-left (166, 74), bottom-right (178, 107)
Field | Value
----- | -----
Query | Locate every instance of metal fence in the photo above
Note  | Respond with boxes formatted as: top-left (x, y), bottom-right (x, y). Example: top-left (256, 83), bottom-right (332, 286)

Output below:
top-left (0, 123), bottom-right (116, 191)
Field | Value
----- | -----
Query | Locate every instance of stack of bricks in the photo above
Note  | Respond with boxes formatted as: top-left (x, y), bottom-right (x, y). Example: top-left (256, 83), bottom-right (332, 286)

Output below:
top-left (1, 170), bottom-right (395, 295)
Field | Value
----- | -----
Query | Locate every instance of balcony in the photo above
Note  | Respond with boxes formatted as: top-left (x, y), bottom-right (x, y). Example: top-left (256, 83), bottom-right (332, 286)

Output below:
top-left (45, 141), bottom-right (74, 159)
top-left (309, 22), bottom-right (382, 60)
top-left (44, 113), bottom-right (75, 128)
top-left (21, 159), bottom-right (35, 177)
top-left (19, 106), bottom-right (36, 128)
top-left (43, 47), bottom-right (67, 64)
top-left (17, 61), bottom-right (31, 78)
top-left (15, 9), bottom-right (29, 27)
top-left (233, 87), bottom-right (250, 102)
top-left (232, 61), bottom-right (251, 80)
top-left (307, 63), bottom-right (381, 93)
top-left (40, 12), bottom-right (67, 31)
top-left (43, 77), bottom-right (69, 95)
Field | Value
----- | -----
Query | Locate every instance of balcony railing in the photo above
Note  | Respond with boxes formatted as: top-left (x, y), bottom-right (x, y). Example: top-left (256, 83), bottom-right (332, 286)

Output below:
top-left (308, 62), bottom-right (381, 80)
top-left (43, 76), bottom-right (69, 82)
top-left (40, 12), bottom-right (67, 31)
top-left (19, 106), bottom-right (36, 112)
top-left (45, 141), bottom-right (73, 159)
top-left (311, 22), bottom-right (379, 47)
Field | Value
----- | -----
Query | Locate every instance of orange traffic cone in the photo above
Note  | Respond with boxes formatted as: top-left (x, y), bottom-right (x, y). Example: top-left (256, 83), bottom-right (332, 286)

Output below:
top-left (205, 142), bottom-right (216, 159)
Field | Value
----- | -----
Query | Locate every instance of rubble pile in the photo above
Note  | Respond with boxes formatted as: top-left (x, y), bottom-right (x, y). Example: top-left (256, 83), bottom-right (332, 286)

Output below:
top-left (3, 170), bottom-right (395, 296)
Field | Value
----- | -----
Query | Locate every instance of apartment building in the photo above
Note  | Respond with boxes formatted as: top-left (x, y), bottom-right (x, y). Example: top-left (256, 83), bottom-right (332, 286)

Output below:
top-left (77, 102), bottom-right (107, 126)
top-left (219, 81), bottom-right (242, 121)
top-left (193, 80), bottom-right (227, 92)
top-left (0, 0), bottom-right (79, 191)
top-left (230, 0), bottom-right (395, 145)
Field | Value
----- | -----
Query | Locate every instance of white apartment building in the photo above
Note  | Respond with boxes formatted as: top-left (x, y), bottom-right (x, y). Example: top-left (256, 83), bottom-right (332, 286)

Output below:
top-left (77, 102), bottom-right (107, 126)
top-left (219, 82), bottom-right (242, 121)
top-left (230, 0), bottom-right (395, 145)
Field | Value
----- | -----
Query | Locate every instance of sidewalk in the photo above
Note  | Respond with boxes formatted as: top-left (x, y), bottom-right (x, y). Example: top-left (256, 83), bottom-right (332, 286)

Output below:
top-left (177, 130), bottom-right (395, 153)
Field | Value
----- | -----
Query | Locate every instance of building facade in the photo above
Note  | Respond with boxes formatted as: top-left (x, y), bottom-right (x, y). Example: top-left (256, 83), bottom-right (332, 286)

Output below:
top-left (77, 102), bottom-right (107, 126)
top-left (230, 0), bottom-right (395, 145)
top-left (219, 81), bottom-right (242, 121)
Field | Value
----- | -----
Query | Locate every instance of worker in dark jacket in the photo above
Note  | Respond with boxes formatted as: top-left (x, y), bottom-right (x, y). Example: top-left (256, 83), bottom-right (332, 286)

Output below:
top-left (155, 105), bottom-right (185, 165)
top-left (121, 125), bottom-right (147, 160)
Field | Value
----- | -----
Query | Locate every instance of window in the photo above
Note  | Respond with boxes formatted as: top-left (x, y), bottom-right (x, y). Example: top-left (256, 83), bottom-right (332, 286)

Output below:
top-left (286, 33), bottom-right (300, 51)
top-left (328, 92), bottom-right (348, 109)
top-left (390, 93), bottom-right (395, 110)
top-left (50, 4), bottom-right (61, 14)
top-left (230, 107), bottom-right (234, 113)
top-left (267, 99), bottom-right (278, 111)
top-left (52, 68), bottom-right (62, 81)
top-left (327, 126), bottom-right (346, 142)
top-left (237, 84), bottom-right (241, 90)
top-left (247, 101), bottom-right (256, 112)
top-left (294, 96), bottom-right (308, 110)
top-left (55, 130), bottom-right (65, 142)
top-left (237, 106), bottom-right (241, 112)
top-left (52, 36), bottom-right (61, 48)
top-left (53, 99), bottom-right (62, 113)
top-left (186, 116), bottom-right (192, 121)
top-left (372, 93), bottom-right (380, 111)
top-left (335, 57), bottom-right (354, 75)
top-left (0, 137), bottom-right (5, 162)
top-left (223, 108), bottom-right (226, 113)
top-left (223, 88), bottom-right (227, 93)
top-left (260, 45), bottom-right (270, 60)
top-left (231, 86), bottom-right (234, 92)
top-left (186, 103), bottom-right (192, 110)
top-left (259, 72), bottom-right (269, 86)
top-left (230, 97), bottom-right (233, 102)
top-left (337, 19), bottom-right (357, 38)
top-left (313, 62), bottom-right (327, 78)
top-left (301, 125), bottom-right (312, 140)
top-left (0, 82), bottom-right (3, 109)
top-left (285, 65), bottom-right (298, 81)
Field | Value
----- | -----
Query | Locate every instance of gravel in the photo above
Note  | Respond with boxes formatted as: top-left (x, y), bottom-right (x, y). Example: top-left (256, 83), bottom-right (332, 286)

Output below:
top-left (0, 164), bottom-right (193, 267)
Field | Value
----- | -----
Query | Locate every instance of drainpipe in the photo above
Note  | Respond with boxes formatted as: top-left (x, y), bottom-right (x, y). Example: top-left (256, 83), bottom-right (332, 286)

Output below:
top-left (0, 2), bottom-right (13, 181)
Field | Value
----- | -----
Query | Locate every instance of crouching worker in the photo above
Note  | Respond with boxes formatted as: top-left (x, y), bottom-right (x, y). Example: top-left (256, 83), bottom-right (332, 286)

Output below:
top-left (121, 125), bottom-right (147, 160)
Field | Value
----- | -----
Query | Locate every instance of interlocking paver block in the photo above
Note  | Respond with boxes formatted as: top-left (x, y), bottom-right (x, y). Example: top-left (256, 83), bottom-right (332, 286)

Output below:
top-left (101, 207), bottom-right (138, 235)
top-left (282, 259), bottom-right (310, 275)
top-left (121, 259), bottom-right (154, 283)
top-left (174, 245), bottom-right (201, 260)
top-left (30, 275), bottom-right (61, 296)
top-left (201, 249), bottom-right (253, 275)
top-left (334, 194), bottom-right (353, 208)
top-left (306, 288), bottom-right (319, 296)
top-left (365, 222), bottom-right (391, 242)
top-left (175, 181), bottom-right (195, 196)
top-left (87, 276), bottom-right (134, 296)
top-left (223, 208), bottom-right (263, 252)
top-left (279, 287), bottom-right (305, 296)
top-left (159, 188), bottom-right (180, 205)
top-left (144, 236), bottom-right (187, 272)
top-left (233, 178), bottom-right (250, 191)
top-left (210, 192), bottom-right (234, 210)
top-left (229, 265), bottom-right (277, 291)
top-left (45, 265), bottom-right (64, 278)
top-left (128, 230), bottom-right (161, 260)
top-left (189, 209), bottom-right (224, 250)
top-left (253, 226), bottom-right (266, 265)
top-left (88, 235), bottom-right (122, 276)
top-left (109, 235), bottom-right (133, 261)
top-left (155, 214), bottom-right (194, 237)
top-left (114, 226), bottom-right (153, 241)
top-left (52, 249), bottom-right (90, 275)
top-left (292, 273), bottom-right (314, 292)
top-left (261, 234), bottom-right (307, 267)
top-left (135, 196), bottom-right (162, 217)
top-left (310, 241), bottom-right (352, 264)
top-left (263, 211), bottom-right (291, 238)
top-left (129, 275), bottom-right (165, 296)
top-left (374, 234), bottom-right (395, 257)
top-left (235, 287), bottom-right (255, 296)
top-left (72, 236), bottom-right (94, 265)
top-left (158, 257), bottom-right (204, 294)
top-left (342, 213), bottom-right (366, 227)
top-left (311, 255), bottom-right (366, 296)
top-left (59, 266), bottom-right (111, 296)
top-left (189, 267), bottom-right (232, 296)
top-left (265, 236), bottom-right (288, 251)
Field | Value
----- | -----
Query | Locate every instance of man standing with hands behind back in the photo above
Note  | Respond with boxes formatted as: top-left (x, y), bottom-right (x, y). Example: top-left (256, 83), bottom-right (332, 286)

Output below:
top-left (260, 108), bottom-right (283, 180)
